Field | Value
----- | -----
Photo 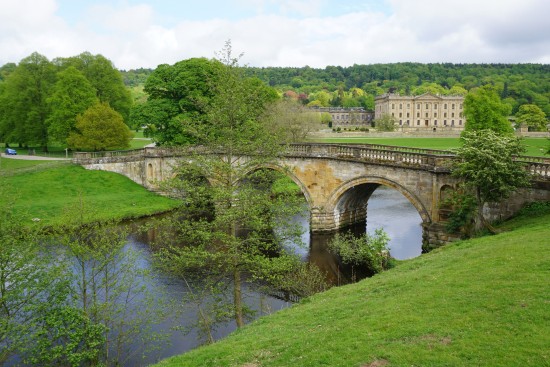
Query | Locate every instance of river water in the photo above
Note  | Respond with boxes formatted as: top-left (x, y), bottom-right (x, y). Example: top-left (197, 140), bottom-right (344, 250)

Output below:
top-left (121, 185), bottom-right (423, 365)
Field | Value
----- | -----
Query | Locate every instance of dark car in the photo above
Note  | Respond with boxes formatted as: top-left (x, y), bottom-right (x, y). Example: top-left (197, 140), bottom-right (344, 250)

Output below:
top-left (5, 148), bottom-right (17, 155)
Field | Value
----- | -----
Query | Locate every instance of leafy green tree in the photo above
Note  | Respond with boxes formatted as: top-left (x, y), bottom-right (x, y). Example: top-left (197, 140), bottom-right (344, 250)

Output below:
top-left (515, 104), bottom-right (548, 131)
top-left (57, 52), bottom-right (133, 123)
top-left (463, 85), bottom-right (514, 135)
top-left (68, 102), bottom-right (133, 151)
top-left (0, 52), bottom-right (56, 150)
top-left (47, 66), bottom-right (98, 144)
top-left (139, 57), bottom-right (226, 145)
top-left (452, 130), bottom-right (531, 233)
top-left (154, 42), bottom-right (307, 331)
top-left (374, 113), bottom-right (397, 131)
top-left (0, 188), bottom-right (91, 365)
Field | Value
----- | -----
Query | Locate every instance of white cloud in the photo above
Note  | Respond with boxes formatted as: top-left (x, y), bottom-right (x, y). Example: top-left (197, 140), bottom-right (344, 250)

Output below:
top-left (0, 0), bottom-right (549, 69)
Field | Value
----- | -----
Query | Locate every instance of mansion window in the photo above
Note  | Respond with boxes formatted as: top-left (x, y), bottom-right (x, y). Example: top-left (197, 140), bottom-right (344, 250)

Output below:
top-left (417, 120), bottom-right (420, 125)
top-left (434, 113), bottom-right (437, 118)
top-left (417, 103), bottom-right (420, 109)
top-left (452, 104), bottom-right (455, 109)
top-left (434, 120), bottom-right (438, 125)
top-left (459, 120), bottom-right (463, 125)
top-left (407, 112), bottom-right (410, 117)
top-left (452, 113), bottom-right (455, 118)
top-left (444, 112), bottom-right (447, 118)
top-left (417, 112), bottom-right (420, 117)
top-left (425, 103), bottom-right (429, 109)
top-left (399, 104), bottom-right (403, 109)
top-left (444, 104), bottom-right (447, 109)
top-left (444, 120), bottom-right (447, 125)
top-left (399, 113), bottom-right (403, 118)
top-left (392, 103), bottom-right (395, 109)
top-left (425, 112), bottom-right (429, 118)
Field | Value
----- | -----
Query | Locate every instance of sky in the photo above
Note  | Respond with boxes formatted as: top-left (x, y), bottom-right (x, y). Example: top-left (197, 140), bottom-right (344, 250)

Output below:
top-left (1, 0), bottom-right (550, 70)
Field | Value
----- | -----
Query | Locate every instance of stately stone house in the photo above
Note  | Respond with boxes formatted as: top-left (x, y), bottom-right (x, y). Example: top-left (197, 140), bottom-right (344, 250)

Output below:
top-left (375, 93), bottom-right (466, 131)
top-left (310, 107), bottom-right (374, 129)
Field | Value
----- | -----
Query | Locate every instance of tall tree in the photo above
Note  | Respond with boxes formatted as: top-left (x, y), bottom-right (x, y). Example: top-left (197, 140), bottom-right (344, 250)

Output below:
top-left (451, 130), bottom-right (531, 233)
top-left (57, 52), bottom-right (133, 123)
top-left (67, 102), bottom-right (133, 151)
top-left (46, 66), bottom-right (98, 144)
top-left (0, 52), bottom-right (56, 150)
top-left (461, 85), bottom-right (513, 135)
top-left (154, 42), bottom-right (307, 330)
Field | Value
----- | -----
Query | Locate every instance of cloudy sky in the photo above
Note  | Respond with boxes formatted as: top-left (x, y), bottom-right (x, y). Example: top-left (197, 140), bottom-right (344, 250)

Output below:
top-left (1, 0), bottom-right (549, 70)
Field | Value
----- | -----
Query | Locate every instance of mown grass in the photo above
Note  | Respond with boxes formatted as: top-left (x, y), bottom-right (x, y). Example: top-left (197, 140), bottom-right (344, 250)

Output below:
top-left (312, 136), bottom-right (550, 157)
top-left (0, 161), bottom-right (179, 227)
top-left (154, 211), bottom-right (550, 367)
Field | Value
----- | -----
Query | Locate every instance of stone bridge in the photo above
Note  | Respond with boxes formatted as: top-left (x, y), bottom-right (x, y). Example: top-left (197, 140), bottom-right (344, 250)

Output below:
top-left (73, 143), bottom-right (550, 250)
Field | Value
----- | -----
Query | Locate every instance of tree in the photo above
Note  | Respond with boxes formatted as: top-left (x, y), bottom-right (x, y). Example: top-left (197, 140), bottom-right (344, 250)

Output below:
top-left (515, 104), bottom-right (548, 131)
top-left (451, 130), bottom-right (531, 233)
top-left (67, 102), bottom-right (133, 151)
top-left (0, 52), bottom-right (56, 150)
top-left (154, 42), bottom-right (308, 331)
top-left (138, 57), bottom-right (227, 145)
top-left (463, 85), bottom-right (513, 135)
top-left (0, 187), bottom-right (100, 366)
top-left (57, 52), bottom-right (133, 123)
top-left (374, 113), bottom-right (397, 131)
top-left (262, 99), bottom-right (321, 142)
top-left (46, 66), bottom-right (98, 144)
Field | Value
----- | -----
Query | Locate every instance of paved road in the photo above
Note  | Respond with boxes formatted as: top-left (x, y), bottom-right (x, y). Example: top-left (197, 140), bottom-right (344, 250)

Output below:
top-left (1, 153), bottom-right (70, 161)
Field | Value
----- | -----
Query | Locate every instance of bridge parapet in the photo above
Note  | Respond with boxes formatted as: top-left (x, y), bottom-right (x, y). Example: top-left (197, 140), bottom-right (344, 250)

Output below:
top-left (285, 143), bottom-right (454, 172)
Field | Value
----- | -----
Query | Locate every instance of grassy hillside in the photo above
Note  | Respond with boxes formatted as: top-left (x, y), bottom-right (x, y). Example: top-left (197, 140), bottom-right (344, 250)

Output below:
top-left (0, 159), bottom-right (178, 226)
top-left (155, 212), bottom-right (550, 367)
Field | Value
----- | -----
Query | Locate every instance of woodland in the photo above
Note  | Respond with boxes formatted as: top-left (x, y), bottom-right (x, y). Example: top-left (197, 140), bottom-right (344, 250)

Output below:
top-left (122, 63), bottom-right (550, 116)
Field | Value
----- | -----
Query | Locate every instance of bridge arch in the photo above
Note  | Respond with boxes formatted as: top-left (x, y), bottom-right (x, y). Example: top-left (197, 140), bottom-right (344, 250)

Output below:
top-left (326, 176), bottom-right (432, 227)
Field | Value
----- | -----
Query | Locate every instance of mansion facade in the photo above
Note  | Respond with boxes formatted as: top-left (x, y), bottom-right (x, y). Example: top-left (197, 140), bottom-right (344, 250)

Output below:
top-left (375, 93), bottom-right (466, 131)
top-left (310, 107), bottom-right (373, 128)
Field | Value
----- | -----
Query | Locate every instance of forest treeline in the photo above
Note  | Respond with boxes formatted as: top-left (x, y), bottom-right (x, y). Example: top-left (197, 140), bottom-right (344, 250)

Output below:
top-left (123, 63), bottom-right (550, 116)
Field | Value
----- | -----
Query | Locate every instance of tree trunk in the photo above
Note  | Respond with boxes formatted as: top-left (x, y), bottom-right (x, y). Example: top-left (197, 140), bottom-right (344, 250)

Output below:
top-left (233, 267), bottom-right (244, 328)
top-left (477, 189), bottom-right (498, 235)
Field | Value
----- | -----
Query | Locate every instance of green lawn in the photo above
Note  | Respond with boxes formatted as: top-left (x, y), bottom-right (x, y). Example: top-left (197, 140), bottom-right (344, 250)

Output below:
top-left (1, 161), bottom-right (179, 227)
top-left (154, 211), bottom-right (550, 367)
top-left (311, 136), bottom-right (550, 157)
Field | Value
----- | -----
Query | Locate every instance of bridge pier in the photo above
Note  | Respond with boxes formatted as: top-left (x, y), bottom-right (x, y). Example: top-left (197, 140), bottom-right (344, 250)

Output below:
top-left (310, 206), bottom-right (368, 233)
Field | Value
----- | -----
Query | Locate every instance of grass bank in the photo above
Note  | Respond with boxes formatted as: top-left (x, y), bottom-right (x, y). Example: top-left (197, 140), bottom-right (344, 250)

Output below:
top-left (311, 136), bottom-right (549, 157)
top-left (155, 211), bottom-right (550, 367)
top-left (0, 158), bottom-right (178, 227)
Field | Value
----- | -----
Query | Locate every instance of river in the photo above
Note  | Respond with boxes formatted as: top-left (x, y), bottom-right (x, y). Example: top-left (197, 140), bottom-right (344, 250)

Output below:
top-left (123, 185), bottom-right (423, 365)
top-left (5, 186), bottom-right (421, 366)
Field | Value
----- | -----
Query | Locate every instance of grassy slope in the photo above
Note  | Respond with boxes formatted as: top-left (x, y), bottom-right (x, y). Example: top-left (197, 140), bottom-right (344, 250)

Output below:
top-left (0, 160), bottom-right (178, 226)
top-left (312, 137), bottom-right (549, 157)
top-left (156, 213), bottom-right (550, 367)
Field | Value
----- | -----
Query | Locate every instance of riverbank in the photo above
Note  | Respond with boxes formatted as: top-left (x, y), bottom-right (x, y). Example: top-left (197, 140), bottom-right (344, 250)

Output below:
top-left (0, 159), bottom-right (179, 227)
top-left (154, 209), bottom-right (550, 367)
